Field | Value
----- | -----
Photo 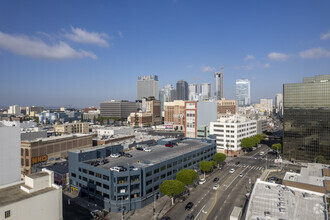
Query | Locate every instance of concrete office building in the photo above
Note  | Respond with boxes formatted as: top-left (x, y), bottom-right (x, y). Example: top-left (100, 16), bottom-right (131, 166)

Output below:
top-left (8, 105), bottom-right (20, 116)
top-left (245, 179), bottom-right (328, 220)
top-left (214, 72), bottom-right (224, 100)
top-left (100, 100), bottom-right (138, 119)
top-left (283, 74), bottom-right (330, 163)
top-left (141, 97), bottom-right (162, 125)
top-left (159, 84), bottom-right (176, 112)
top-left (137, 75), bottom-right (159, 100)
top-left (164, 100), bottom-right (186, 131)
top-left (188, 84), bottom-right (198, 101)
top-left (21, 134), bottom-right (93, 176)
top-left (260, 99), bottom-right (273, 111)
top-left (54, 122), bottom-right (89, 134)
top-left (68, 138), bottom-right (216, 212)
top-left (0, 121), bottom-right (21, 186)
top-left (275, 93), bottom-right (283, 116)
top-left (176, 80), bottom-right (189, 101)
top-left (200, 83), bottom-right (211, 100)
top-left (0, 169), bottom-right (63, 220)
top-left (209, 115), bottom-right (257, 155)
top-left (236, 79), bottom-right (251, 106)
top-left (83, 110), bottom-right (100, 122)
top-left (185, 101), bottom-right (217, 138)
top-left (217, 98), bottom-right (238, 115)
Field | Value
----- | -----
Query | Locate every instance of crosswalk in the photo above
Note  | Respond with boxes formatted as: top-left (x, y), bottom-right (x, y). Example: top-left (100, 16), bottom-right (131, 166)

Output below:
top-left (239, 155), bottom-right (276, 162)
top-left (226, 163), bottom-right (265, 170)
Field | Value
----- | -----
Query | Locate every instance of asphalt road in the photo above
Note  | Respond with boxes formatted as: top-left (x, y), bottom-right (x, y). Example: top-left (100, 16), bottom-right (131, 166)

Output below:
top-left (166, 145), bottom-right (276, 220)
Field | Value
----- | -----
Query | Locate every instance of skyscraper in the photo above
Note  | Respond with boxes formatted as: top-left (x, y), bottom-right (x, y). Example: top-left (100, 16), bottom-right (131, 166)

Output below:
top-left (159, 84), bottom-right (176, 111)
top-left (137, 75), bottom-right (159, 100)
top-left (200, 83), bottom-right (211, 100)
top-left (188, 83), bottom-right (198, 101)
top-left (236, 79), bottom-right (251, 106)
top-left (275, 93), bottom-right (283, 116)
top-left (283, 74), bottom-right (330, 163)
top-left (214, 72), bottom-right (223, 100)
top-left (176, 80), bottom-right (189, 100)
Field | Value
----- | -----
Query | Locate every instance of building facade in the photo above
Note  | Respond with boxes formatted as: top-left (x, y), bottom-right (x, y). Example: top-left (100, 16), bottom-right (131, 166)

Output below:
top-left (200, 83), bottom-right (211, 100)
top-left (217, 98), bottom-right (238, 115)
top-left (275, 93), bottom-right (283, 117)
top-left (210, 115), bottom-right (257, 155)
top-left (100, 100), bottom-right (138, 119)
top-left (159, 84), bottom-right (176, 112)
top-left (236, 79), bottom-right (251, 106)
top-left (214, 72), bottom-right (224, 100)
top-left (68, 139), bottom-right (216, 212)
top-left (137, 75), bottom-right (159, 100)
top-left (21, 134), bottom-right (93, 176)
top-left (188, 84), bottom-right (198, 101)
top-left (54, 122), bottom-right (89, 134)
top-left (8, 105), bottom-right (20, 116)
top-left (176, 80), bottom-right (189, 101)
top-left (164, 100), bottom-right (186, 131)
top-left (283, 74), bottom-right (330, 163)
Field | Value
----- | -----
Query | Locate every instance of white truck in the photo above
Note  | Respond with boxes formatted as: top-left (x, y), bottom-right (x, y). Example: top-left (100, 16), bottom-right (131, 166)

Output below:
top-left (230, 206), bottom-right (242, 220)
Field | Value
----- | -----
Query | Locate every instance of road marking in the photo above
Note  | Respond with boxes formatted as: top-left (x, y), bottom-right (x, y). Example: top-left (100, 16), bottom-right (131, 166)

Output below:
top-left (195, 204), bottom-right (206, 219)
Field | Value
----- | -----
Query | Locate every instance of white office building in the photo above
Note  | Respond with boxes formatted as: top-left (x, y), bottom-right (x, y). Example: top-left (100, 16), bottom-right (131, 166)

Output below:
top-left (200, 83), bottom-right (211, 100)
top-left (210, 115), bottom-right (257, 155)
top-left (275, 93), bottom-right (283, 116)
top-left (260, 99), bottom-right (273, 111)
top-left (8, 105), bottom-right (20, 116)
top-left (137, 75), bottom-right (159, 100)
top-left (214, 72), bottom-right (223, 100)
top-left (0, 121), bottom-right (21, 186)
top-left (188, 84), bottom-right (198, 101)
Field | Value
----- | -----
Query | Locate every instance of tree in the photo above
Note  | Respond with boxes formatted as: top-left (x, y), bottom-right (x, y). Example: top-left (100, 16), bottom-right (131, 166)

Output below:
top-left (213, 153), bottom-right (226, 164)
top-left (241, 137), bottom-right (254, 149)
top-left (176, 169), bottom-right (198, 185)
top-left (316, 155), bottom-right (326, 164)
top-left (255, 134), bottom-right (264, 142)
top-left (174, 126), bottom-right (178, 131)
top-left (159, 180), bottom-right (185, 205)
top-left (199, 161), bottom-right (213, 178)
top-left (271, 143), bottom-right (282, 152)
top-left (211, 160), bottom-right (217, 168)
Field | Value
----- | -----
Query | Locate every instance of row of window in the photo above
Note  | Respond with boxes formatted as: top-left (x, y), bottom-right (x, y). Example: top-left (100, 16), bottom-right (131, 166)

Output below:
top-left (74, 169), bottom-right (110, 181)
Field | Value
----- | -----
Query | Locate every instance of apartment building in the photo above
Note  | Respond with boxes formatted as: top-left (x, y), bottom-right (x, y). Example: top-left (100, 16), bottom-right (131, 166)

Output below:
top-left (54, 122), bottom-right (89, 134)
top-left (217, 98), bottom-right (238, 115)
top-left (164, 100), bottom-right (185, 131)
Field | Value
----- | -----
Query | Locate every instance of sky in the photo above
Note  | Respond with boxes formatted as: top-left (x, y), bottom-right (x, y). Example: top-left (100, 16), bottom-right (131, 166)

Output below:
top-left (0, 0), bottom-right (330, 108)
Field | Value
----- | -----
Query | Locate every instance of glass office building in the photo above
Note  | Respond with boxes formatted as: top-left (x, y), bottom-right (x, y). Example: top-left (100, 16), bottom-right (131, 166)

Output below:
top-left (236, 79), bottom-right (251, 106)
top-left (283, 74), bottom-right (330, 163)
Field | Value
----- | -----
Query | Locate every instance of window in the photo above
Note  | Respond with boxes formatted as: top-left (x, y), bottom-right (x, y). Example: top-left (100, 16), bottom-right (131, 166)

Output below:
top-left (153, 168), bottom-right (159, 174)
top-left (89, 171), bottom-right (94, 176)
top-left (154, 185), bottom-right (159, 191)
top-left (167, 163), bottom-right (172, 168)
top-left (21, 149), bottom-right (23, 156)
top-left (71, 173), bottom-right (76, 178)
top-left (167, 171), bottom-right (172, 176)
top-left (154, 176), bottom-right (159, 182)
top-left (82, 177), bottom-right (88, 182)
top-left (104, 193), bottom-right (110, 198)
top-left (82, 169), bottom-right (87, 174)
top-left (103, 184), bottom-right (109, 189)
top-left (103, 175), bottom-right (109, 180)
top-left (21, 158), bottom-right (24, 166)
top-left (146, 171), bottom-right (152, 177)
top-left (25, 149), bottom-right (29, 156)
top-left (146, 179), bottom-right (152, 186)
top-left (25, 159), bottom-right (29, 166)
top-left (161, 174), bottom-right (166, 179)
top-left (95, 173), bottom-right (102, 178)
top-left (96, 181), bottom-right (101, 187)
top-left (5, 210), bottom-right (10, 218)
top-left (78, 168), bottom-right (81, 172)
top-left (161, 166), bottom-right (166, 171)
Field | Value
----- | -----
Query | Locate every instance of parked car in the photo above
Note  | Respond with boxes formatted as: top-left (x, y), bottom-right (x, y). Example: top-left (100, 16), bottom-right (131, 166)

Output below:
top-left (199, 178), bottom-right (206, 185)
top-left (165, 143), bottom-right (174, 148)
top-left (242, 164), bottom-right (246, 168)
top-left (160, 217), bottom-right (171, 220)
top-left (239, 173), bottom-right (243, 177)
top-left (136, 147), bottom-right (144, 151)
top-left (110, 167), bottom-right (122, 172)
top-left (129, 166), bottom-right (139, 171)
top-left (229, 169), bottom-right (235, 174)
top-left (259, 151), bottom-right (265, 156)
top-left (143, 148), bottom-right (152, 152)
top-left (235, 161), bottom-right (240, 165)
top-left (185, 214), bottom-right (194, 220)
top-left (213, 177), bottom-right (219, 182)
top-left (213, 184), bottom-right (220, 190)
top-left (110, 153), bottom-right (120, 158)
top-left (185, 202), bottom-right (194, 211)
top-left (124, 153), bottom-right (133, 158)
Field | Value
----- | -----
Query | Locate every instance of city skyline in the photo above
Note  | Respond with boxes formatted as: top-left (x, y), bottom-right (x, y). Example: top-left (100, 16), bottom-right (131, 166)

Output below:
top-left (1, 0), bottom-right (330, 107)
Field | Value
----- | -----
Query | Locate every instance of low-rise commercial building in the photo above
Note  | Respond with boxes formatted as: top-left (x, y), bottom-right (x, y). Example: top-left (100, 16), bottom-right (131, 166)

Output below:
top-left (54, 122), bottom-right (89, 134)
top-left (21, 134), bottom-right (93, 176)
top-left (0, 169), bottom-right (63, 220)
top-left (164, 100), bottom-right (185, 131)
top-left (68, 138), bottom-right (216, 212)
top-left (210, 115), bottom-right (257, 155)
top-left (217, 98), bottom-right (238, 115)
top-left (128, 112), bottom-right (153, 127)
top-left (245, 179), bottom-right (328, 220)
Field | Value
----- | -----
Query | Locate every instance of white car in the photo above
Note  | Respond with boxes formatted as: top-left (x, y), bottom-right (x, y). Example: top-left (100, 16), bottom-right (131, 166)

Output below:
top-left (110, 153), bottom-right (120, 158)
top-left (143, 148), bottom-right (152, 152)
top-left (242, 164), bottom-right (246, 168)
top-left (199, 178), bottom-right (206, 185)
top-left (229, 169), bottom-right (235, 174)
top-left (213, 184), bottom-right (220, 190)
top-left (239, 173), bottom-right (243, 177)
top-left (90, 210), bottom-right (101, 218)
top-left (109, 166), bottom-right (121, 172)
top-left (259, 151), bottom-right (265, 156)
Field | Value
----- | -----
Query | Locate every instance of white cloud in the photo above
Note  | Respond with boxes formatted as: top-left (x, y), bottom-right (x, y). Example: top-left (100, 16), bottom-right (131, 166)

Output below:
top-left (268, 52), bottom-right (289, 61)
top-left (118, 31), bottom-right (123, 38)
top-left (65, 26), bottom-right (109, 47)
top-left (299, 47), bottom-right (330, 59)
top-left (263, 63), bottom-right (270, 68)
top-left (186, 64), bottom-right (193, 68)
top-left (244, 54), bottom-right (255, 61)
top-left (0, 31), bottom-right (97, 60)
top-left (235, 65), bottom-right (254, 70)
top-left (201, 66), bottom-right (216, 72)
top-left (320, 30), bottom-right (330, 40)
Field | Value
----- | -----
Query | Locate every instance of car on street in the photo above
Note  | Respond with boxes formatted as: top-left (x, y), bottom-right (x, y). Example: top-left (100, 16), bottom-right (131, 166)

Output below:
top-left (213, 184), bottom-right (220, 190)
top-left (254, 156), bottom-right (258, 159)
top-left (90, 210), bottom-right (102, 218)
top-left (160, 217), bottom-right (171, 220)
top-left (136, 147), bottom-right (144, 151)
top-left (235, 161), bottom-right (240, 165)
top-left (110, 153), bottom-right (120, 158)
top-left (242, 164), bottom-right (246, 168)
top-left (259, 151), bottom-right (265, 156)
top-left (229, 169), bottom-right (235, 173)
top-left (143, 148), bottom-right (152, 152)
top-left (213, 177), bottom-right (219, 182)
top-left (239, 173), bottom-right (243, 177)
top-left (165, 143), bottom-right (174, 148)
top-left (199, 178), bottom-right (206, 185)
top-left (185, 214), bottom-right (194, 220)
top-left (185, 202), bottom-right (194, 211)
top-left (124, 153), bottom-right (133, 158)
top-left (129, 166), bottom-right (138, 171)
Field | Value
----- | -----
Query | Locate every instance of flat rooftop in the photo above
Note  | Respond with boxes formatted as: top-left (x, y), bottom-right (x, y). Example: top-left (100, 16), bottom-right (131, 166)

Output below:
top-left (21, 133), bottom-right (91, 143)
top-left (95, 139), bottom-right (213, 169)
top-left (27, 172), bottom-right (49, 179)
top-left (0, 182), bottom-right (56, 207)
top-left (246, 179), bottom-right (328, 220)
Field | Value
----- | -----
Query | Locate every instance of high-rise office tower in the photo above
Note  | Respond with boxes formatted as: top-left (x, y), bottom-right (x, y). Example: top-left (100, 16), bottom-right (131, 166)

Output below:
top-left (188, 84), bottom-right (198, 101)
top-left (236, 79), bottom-right (251, 106)
top-left (176, 80), bottom-right (189, 100)
top-left (275, 93), bottom-right (283, 116)
top-left (283, 74), bottom-right (330, 163)
top-left (200, 83), bottom-right (211, 100)
top-left (159, 84), bottom-right (176, 111)
top-left (137, 75), bottom-right (159, 100)
top-left (214, 72), bottom-right (223, 100)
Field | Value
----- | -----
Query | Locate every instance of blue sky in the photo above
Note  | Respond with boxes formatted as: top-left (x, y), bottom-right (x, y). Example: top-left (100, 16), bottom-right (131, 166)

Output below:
top-left (0, 0), bottom-right (330, 107)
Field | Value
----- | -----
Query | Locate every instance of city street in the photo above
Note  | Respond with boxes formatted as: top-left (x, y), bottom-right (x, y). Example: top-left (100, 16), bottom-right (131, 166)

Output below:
top-left (165, 145), bottom-right (276, 220)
